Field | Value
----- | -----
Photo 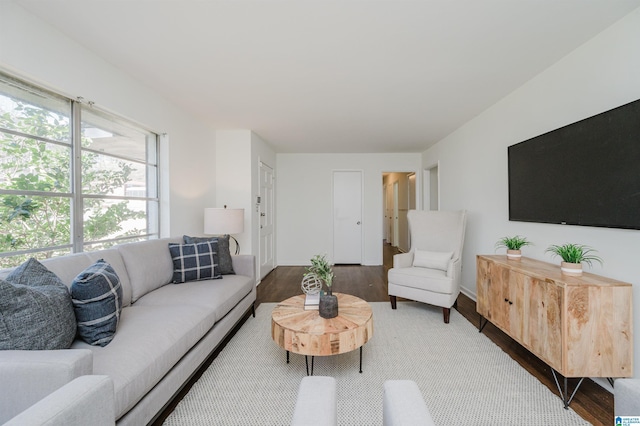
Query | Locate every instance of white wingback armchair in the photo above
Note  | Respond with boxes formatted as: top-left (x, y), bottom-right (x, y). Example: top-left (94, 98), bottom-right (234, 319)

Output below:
top-left (388, 209), bottom-right (467, 323)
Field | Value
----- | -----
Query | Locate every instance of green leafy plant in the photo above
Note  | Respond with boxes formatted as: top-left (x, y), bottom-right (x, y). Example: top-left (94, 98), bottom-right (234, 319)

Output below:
top-left (305, 254), bottom-right (334, 290)
top-left (545, 243), bottom-right (603, 267)
top-left (495, 235), bottom-right (532, 251)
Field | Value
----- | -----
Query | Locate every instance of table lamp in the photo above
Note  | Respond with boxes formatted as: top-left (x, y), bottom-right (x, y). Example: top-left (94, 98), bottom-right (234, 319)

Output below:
top-left (204, 206), bottom-right (244, 254)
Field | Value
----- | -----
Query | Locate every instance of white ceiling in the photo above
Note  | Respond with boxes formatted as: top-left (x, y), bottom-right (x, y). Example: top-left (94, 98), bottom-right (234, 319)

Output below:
top-left (15, 1), bottom-right (640, 153)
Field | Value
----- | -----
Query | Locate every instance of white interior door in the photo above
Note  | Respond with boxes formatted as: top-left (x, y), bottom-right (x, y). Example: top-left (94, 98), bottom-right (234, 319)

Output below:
top-left (382, 185), bottom-right (388, 241)
top-left (393, 181), bottom-right (399, 247)
top-left (333, 171), bottom-right (362, 264)
top-left (259, 162), bottom-right (275, 279)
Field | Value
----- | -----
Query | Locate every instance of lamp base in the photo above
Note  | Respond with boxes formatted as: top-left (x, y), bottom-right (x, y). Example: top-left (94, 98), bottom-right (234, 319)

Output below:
top-left (229, 235), bottom-right (240, 255)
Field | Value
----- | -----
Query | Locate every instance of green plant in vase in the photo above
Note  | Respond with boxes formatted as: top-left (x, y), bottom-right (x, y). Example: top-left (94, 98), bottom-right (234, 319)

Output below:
top-left (545, 243), bottom-right (603, 276)
top-left (305, 254), bottom-right (338, 318)
top-left (305, 254), bottom-right (334, 294)
top-left (495, 235), bottom-right (531, 260)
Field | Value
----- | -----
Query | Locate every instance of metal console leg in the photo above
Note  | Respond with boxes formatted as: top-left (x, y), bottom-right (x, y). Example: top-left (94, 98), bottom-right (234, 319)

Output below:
top-left (552, 369), bottom-right (585, 409)
top-left (359, 346), bottom-right (363, 373)
top-left (478, 315), bottom-right (489, 333)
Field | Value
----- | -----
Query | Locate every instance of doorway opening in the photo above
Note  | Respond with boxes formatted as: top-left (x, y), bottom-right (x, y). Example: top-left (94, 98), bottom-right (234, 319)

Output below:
top-left (423, 163), bottom-right (439, 210)
top-left (382, 172), bottom-right (416, 253)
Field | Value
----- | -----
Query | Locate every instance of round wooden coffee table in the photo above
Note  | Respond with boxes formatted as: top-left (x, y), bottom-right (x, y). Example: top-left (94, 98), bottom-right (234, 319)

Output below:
top-left (271, 292), bottom-right (373, 375)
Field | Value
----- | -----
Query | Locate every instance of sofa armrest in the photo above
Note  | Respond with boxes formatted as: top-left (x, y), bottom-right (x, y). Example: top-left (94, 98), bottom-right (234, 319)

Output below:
top-left (615, 378), bottom-right (640, 416)
top-left (383, 380), bottom-right (434, 426)
top-left (291, 376), bottom-right (337, 426)
top-left (393, 252), bottom-right (413, 269)
top-left (0, 349), bottom-right (93, 424)
top-left (4, 375), bottom-right (115, 426)
top-left (232, 255), bottom-right (256, 282)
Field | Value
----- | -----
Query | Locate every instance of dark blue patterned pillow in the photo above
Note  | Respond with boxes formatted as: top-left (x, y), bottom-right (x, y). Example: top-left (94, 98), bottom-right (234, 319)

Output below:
top-left (168, 241), bottom-right (222, 283)
top-left (183, 235), bottom-right (235, 275)
top-left (71, 259), bottom-right (123, 347)
top-left (0, 258), bottom-right (76, 350)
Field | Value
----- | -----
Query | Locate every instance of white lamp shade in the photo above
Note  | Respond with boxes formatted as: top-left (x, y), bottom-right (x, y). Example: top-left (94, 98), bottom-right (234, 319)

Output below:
top-left (204, 208), bottom-right (244, 235)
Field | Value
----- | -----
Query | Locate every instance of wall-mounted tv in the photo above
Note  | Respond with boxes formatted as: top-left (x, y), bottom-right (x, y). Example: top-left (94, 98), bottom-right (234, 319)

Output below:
top-left (508, 98), bottom-right (640, 230)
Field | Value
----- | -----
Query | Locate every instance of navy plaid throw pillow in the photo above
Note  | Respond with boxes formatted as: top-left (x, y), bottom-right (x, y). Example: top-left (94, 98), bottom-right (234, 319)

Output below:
top-left (168, 241), bottom-right (222, 283)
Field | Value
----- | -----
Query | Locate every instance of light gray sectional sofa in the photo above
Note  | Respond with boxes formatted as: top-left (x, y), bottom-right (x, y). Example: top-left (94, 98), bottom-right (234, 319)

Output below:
top-left (0, 237), bottom-right (256, 426)
top-left (615, 378), bottom-right (640, 417)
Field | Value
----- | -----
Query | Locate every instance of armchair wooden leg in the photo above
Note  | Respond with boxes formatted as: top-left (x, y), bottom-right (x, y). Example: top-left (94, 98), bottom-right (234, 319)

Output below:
top-left (443, 307), bottom-right (451, 324)
top-left (390, 295), bottom-right (397, 310)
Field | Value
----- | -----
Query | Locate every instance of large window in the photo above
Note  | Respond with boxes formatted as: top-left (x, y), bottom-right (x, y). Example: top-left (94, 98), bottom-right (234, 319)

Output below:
top-left (0, 73), bottom-right (160, 268)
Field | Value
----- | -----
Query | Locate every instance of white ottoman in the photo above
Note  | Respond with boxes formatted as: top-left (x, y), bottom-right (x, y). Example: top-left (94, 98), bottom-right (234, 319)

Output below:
top-left (291, 376), bottom-right (337, 426)
top-left (383, 380), bottom-right (435, 426)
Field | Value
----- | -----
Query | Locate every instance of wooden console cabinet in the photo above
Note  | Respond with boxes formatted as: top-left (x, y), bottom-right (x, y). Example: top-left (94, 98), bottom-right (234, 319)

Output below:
top-left (477, 255), bottom-right (633, 406)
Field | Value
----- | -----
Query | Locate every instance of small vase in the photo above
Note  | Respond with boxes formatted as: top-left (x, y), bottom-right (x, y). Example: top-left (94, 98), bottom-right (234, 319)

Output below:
top-left (561, 261), bottom-right (583, 276)
top-left (319, 293), bottom-right (338, 319)
top-left (506, 249), bottom-right (522, 260)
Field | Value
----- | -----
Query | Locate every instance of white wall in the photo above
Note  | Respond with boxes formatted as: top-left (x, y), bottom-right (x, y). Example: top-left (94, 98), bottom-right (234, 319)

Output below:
top-left (215, 130), bottom-right (276, 275)
top-left (0, 2), bottom-right (216, 237)
top-left (277, 153), bottom-right (421, 266)
top-left (423, 8), bottom-right (640, 377)
top-left (215, 130), bottom-right (253, 253)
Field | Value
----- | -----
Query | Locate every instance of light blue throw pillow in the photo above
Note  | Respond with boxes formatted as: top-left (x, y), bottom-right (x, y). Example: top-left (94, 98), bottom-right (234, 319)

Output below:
top-left (71, 259), bottom-right (123, 347)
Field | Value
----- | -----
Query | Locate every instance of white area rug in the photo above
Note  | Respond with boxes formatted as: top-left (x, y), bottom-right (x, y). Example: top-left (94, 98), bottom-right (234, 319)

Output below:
top-left (164, 302), bottom-right (590, 425)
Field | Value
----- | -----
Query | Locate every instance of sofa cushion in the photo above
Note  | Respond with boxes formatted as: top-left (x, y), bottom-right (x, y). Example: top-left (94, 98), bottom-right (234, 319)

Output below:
top-left (71, 304), bottom-right (217, 418)
top-left (184, 235), bottom-right (235, 275)
top-left (71, 259), bottom-right (123, 347)
top-left (117, 238), bottom-right (181, 303)
top-left (388, 266), bottom-right (452, 294)
top-left (0, 258), bottom-right (76, 350)
top-left (168, 242), bottom-right (222, 283)
top-left (0, 349), bottom-right (94, 424)
top-left (40, 253), bottom-right (94, 289)
top-left (134, 274), bottom-right (254, 322)
top-left (413, 250), bottom-right (453, 271)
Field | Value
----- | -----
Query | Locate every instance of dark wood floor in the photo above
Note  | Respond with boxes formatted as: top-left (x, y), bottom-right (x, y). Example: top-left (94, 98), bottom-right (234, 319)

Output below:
top-left (155, 242), bottom-right (611, 425)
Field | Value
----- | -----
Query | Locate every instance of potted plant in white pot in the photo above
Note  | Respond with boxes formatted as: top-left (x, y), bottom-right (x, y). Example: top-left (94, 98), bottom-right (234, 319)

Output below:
top-left (305, 254), bottom-right (337, 318)
top-left (495, 235), bottom-right (532, 260)
top-left (545, 243), bottom-right (603, 276)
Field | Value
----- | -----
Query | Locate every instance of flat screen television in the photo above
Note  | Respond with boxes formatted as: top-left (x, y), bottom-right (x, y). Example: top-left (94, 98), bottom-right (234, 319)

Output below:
top-left (508, 98), bottom-right (640, 230)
